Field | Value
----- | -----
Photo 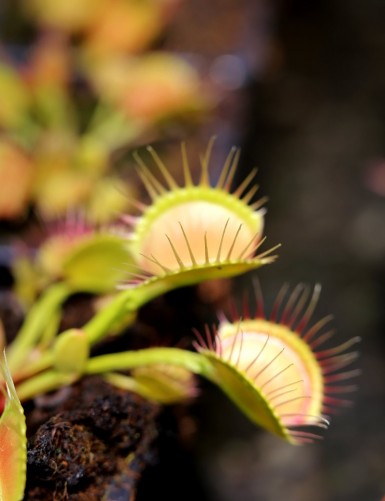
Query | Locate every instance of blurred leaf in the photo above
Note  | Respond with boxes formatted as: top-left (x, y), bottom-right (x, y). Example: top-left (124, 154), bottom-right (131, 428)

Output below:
top-left (0, 141), bottom-right (33, 219)
top-left (106, 364), bottom-right (197, 404)
top-left (0, 353), bottom-right (27, 501)
top-left (53, 329), bottom-right (90, 374)
top-left (12, 255), bottom-right (45, 306)
top-left (33, 84), bottom-right (75, 129)
top-left (62, 234), bottom-right (133, 292)
top-left (85, 177), bottom-right (132, 224)
top-left (0, 63), bottom-right (29, 128)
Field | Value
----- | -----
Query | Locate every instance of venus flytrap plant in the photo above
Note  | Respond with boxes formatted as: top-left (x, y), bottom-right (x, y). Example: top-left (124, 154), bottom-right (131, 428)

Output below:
top-left (84, 284), bottom-right (359, 445)
top-left (6, 275), bottom-right (176, 402)
top-left (10, 329), bottom-right (89, 402)
top-left (0, 138), bottom-right (359, 501)
top-left (5, 140), bottom-right (277, 399)
top-left (192, 283), bottom-right (360, 443)
top-left (44, 232), bottom-right (132, 293)
top-left (6, 282), bottom-right (72, 374)
top-left (60, 140), bottom-right (278, 346)
top-left (122, 140), bottom-right (278, 286)
top-left (13, 213), bottom-right (133, 306)
top-left (7, 218), bottom-right (132, 374)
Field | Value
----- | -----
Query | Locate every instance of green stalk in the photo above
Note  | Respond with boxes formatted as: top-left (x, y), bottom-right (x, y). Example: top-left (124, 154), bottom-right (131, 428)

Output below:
top-left (84, 279), bottom-right (174, 345)
top-left (6, 282), bottom-right (71, 373)
top-left (16, 370), bottom-right (77, 402)
top-left (14, 348), bottom-right (213, 403)
top-left (14, 352), bottom-right (54, 381)
top-left (83, 289), bottom-right (132, 344)
top-left (85, 347), bottom-right (291, 442)
top-left (86, 347), bottom-right (215, 381)
top-left (10, 279), bottom-right (172, 394)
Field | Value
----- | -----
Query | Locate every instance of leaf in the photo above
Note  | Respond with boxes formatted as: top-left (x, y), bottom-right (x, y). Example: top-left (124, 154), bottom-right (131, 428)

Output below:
top-left (62, 234), bottom-right (132, 293)
top-left (53, 329), bottom-right (89, 374)
top-left (0, 63), bottom-right (29, 128)
top-left (105, 364), bottom-right (197, 404)
top-left (202, 352), bottom-right (291, 441)
top-left (0, 352), bottom-right (27, 501)
top-left (133, 254), bottom-right (276, 292)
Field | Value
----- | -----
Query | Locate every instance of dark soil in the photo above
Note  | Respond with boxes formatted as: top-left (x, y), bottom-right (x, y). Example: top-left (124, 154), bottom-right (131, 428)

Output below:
top-left (20, 287), bottom-right (213, 500)
top-left (25, 377), bottom-right (160, 501)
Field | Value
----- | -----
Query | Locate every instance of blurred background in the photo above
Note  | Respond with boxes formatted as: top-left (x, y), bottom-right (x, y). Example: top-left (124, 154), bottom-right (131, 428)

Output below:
top-left (147, 1), bottom-right (385, 500)
top-left (1, 0), bottom-right (385, 500)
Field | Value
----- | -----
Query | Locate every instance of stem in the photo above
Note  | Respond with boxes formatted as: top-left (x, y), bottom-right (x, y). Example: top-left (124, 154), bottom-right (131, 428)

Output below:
top-left (6, 283), bottom-right (71, 373)
top-left (86, 347), bottom-right (215, 380)
top-left (16, 370), bottom-right (77, 402)
top-left (15, 352), bottom-right (54, 381)
top-left (84, 279), bottom-right (174, 345)
top-left (83, 289), bottom-right (132, 344)
top-left (15, 348), bottom-right (213, 402)
top-left (10, 278), bottom-right (173, 386)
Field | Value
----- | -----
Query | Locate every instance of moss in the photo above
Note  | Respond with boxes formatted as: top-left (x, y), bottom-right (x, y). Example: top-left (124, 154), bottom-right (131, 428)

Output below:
top-left (25, 378), bottom-right (159, 500)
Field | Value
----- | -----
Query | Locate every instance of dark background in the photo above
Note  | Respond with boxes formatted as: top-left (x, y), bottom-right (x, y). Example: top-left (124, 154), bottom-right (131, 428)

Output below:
top-left (165, 1), bottom-right (385, 500)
